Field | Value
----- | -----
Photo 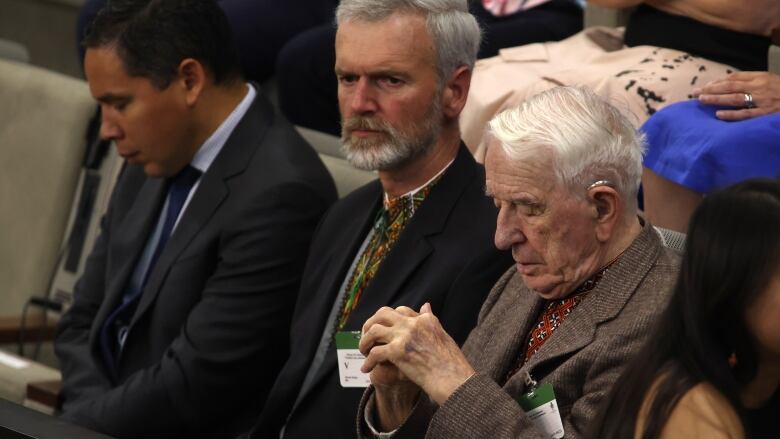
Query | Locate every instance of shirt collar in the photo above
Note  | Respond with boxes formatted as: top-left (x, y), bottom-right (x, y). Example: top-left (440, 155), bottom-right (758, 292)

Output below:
top-left (189, 82), bottom-right (256, 174)
top-left (383, 157), bottom-right (455, 205)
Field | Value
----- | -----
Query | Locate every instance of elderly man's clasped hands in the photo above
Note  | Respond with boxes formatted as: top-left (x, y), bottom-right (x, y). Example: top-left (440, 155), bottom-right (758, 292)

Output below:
top-left (359, 303), bottom-right (475, 429)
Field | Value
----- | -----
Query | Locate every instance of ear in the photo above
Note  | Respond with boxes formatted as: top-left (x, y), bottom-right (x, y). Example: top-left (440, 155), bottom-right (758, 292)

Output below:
top-left (176, 58), bottom-right (206, 107)
top-left (441, 65), bottom-right (472, 119)
top-left (588, 186), bottom-right (621, 243)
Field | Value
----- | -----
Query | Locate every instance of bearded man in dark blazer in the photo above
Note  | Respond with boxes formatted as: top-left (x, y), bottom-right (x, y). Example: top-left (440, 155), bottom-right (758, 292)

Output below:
top-left (53, 1), bottom-right (336, 438)
top-left (244, 1), bottom-right (512, 438)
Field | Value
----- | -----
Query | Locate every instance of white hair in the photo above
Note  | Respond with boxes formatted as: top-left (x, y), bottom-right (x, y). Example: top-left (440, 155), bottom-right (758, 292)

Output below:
top-left (487, 87), bottom-right (646, 206)
top-left (335, 0), bottom-right (481, 79)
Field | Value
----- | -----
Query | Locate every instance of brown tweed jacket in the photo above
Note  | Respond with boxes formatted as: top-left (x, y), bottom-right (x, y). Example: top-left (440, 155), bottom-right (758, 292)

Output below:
top-left (358, 222), bottom-right (680, 439)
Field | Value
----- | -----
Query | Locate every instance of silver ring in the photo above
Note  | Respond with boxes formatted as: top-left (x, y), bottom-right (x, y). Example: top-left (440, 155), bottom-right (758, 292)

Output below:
top-left (744, 92), bottom-right (756, 109)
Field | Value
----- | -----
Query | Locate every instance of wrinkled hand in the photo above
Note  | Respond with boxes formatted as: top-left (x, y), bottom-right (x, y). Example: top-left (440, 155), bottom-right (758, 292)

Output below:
top-left (360, 303), bottom-right (475, 406)
top-left (693, 71), bottom-right (780, 120)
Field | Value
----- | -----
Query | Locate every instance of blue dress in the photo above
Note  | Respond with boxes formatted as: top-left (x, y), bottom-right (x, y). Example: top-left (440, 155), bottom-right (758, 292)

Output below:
top-left (642, 100), bottom-right (780, 193)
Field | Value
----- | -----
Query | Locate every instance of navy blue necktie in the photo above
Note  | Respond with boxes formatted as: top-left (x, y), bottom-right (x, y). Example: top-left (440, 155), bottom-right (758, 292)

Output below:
top-left (99, 165), bottom-right (202, 376)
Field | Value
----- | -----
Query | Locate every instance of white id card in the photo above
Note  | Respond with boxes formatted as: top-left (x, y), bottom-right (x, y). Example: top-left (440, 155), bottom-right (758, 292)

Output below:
top-left (335, 331), bottom-right (371, 388)
top-left (517, 382), bottom-right (564, 439)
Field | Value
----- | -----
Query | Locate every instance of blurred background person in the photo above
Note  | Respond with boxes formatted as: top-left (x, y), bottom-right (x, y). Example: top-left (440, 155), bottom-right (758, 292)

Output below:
top-left (589, 178), bottom-right (780, 438)
top-left (76, 0), bottom-right (340, 82)
top-left (642, 71), bottom-right (780, 232)
top-left (460, 0), bottom-right (780, 158)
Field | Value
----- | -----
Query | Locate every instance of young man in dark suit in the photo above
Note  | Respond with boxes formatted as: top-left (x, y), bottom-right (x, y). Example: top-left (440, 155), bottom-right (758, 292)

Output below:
top-left (54, 1), bottom-right (337, 438)
top-left (244, 1), bottom-right (513, 438)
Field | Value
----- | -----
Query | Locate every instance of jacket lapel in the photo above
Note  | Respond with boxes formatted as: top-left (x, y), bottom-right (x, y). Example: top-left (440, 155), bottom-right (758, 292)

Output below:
top-left (287, 186), bottom-right (381, 407)
top-left (463, 269), bottom-right (545, 387)
top-left (93, 176), bottom-right (166, 334)
top-left (347, 145), bottom-right (477, 326)
top-left (508, 222), bottom-right (661, 392)
top-left (131, 174), bottom-right (229, 323)
top-left (308, 185), bottom-right (383, 331)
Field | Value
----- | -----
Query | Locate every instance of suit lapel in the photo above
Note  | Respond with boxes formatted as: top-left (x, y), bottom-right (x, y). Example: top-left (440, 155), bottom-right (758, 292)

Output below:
top-left (310, 185), bottom-right (383, 330)
top-left (288, 186), bottom-right (381, 407)
top-left (509, 222), bottom-right (661, 391)
top-left (493, 281), bottom-right (544, 385)
top-left (132, 175), bottom-right (229, 323)
top-left (348, 145), bottom-right (477, 326)
top-left (462, 270), bottom-right (545, 389)
top-left (129, 86), bottom-right (274, 326)
top-left (93, 176), bottom-right (167, 332)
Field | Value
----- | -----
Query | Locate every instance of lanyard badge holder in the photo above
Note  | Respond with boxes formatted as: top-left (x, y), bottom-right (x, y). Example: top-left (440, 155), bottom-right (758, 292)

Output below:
top-left (516, 372), bottom-right (564, 439)
top-left (335, 331), bottom-right (371, 387)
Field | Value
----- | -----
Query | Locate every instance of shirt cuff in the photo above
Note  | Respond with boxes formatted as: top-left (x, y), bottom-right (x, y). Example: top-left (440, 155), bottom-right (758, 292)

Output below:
top-left (364, 391), bottom-right (400, 438)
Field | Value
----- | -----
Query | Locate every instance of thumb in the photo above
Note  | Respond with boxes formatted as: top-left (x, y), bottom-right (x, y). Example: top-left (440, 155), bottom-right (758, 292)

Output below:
top-left (420, 302), bottom-right (432, 314)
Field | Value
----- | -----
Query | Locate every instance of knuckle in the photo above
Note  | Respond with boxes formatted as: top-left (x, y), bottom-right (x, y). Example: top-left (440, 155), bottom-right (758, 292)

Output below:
top-left (419, 313), bottom-right (439, 326)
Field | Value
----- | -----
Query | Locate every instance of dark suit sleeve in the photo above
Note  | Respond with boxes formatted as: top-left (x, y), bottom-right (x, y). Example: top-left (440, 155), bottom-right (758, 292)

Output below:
top-left (55, 213), bottom-right (115, 404)
top-left (436, 249), bottom-right (513, 345)
top-left (60, 182), bottom-right (330, 438)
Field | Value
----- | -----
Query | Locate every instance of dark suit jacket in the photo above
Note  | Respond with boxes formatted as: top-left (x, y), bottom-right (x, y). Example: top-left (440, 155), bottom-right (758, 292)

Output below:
top-left (54, 90), bottom-right (337, 439)
top-left (357, 222), bottom-right (680, 439)
top-left (248, 145), bottom-right (513, 439)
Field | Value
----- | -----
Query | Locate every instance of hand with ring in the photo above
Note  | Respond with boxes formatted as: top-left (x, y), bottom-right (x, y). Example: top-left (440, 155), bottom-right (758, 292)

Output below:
top-left (692, 71), bottom-right (780, 121)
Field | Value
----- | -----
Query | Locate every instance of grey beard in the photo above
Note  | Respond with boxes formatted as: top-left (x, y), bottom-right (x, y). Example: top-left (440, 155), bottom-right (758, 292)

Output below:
top-left (340, 103), bottom-right (442, 171)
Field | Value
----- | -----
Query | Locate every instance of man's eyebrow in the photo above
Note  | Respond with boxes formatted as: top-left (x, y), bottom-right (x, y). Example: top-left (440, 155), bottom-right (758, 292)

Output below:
top-left (334, 67), bottom-right (409, 80)
top-left (95, 93), bottom-right (129, 104)
top-left (369, 69), bottom-right (407, 78)
top-left (484, 190), bottom-right (540, 206)
top-left (512, 197), bottom-right (546, 211)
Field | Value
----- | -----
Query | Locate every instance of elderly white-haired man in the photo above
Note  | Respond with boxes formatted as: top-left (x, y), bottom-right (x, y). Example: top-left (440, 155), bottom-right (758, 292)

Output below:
top-left (357, 86), bottom-right (681, 438)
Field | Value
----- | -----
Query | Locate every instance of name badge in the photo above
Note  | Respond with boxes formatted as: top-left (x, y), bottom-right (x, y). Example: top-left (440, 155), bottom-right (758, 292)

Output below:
top-left (517, 382), bottom-right (564, 439)
top-left (335, 331), bottom-right (371, 388)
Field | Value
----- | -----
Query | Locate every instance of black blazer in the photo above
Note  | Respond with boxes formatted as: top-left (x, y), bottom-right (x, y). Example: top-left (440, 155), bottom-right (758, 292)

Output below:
top-left (55, 89), bottom-right (337, 439)
top-left (249, 145), bottom-right (513, 439)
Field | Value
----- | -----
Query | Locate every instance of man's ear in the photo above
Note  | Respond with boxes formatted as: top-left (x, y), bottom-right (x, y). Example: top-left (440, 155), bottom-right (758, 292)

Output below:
top-left (441, 65), bottom-right (472, 119)
top-left (177, 58), bottom-right (206, 106)
top-left (588, 185), bottom-right (621, 242)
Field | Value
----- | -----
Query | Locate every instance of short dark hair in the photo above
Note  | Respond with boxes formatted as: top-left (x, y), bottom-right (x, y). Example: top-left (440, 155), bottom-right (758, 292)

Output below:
top-left (588, 178), bottom-right (780, 439)
top-left (83, 0), bottom-right (242, 89)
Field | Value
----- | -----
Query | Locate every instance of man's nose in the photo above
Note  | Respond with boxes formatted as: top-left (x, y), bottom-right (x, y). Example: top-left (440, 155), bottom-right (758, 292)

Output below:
top-left (494, 204), bottom-right (525, 250)
top-left (99, 111), bottom-right (122, 140)
top-left (349, 78), bottom-right (378, 115)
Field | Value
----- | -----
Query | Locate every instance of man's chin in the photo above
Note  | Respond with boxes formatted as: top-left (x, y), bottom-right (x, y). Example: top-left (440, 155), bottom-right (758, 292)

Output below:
top-left (142, 163), bottom-right (169, 179)
top-left (342, 144), bottom-right (404, 171)
top-left (518, 273), bottom-right (569, 300)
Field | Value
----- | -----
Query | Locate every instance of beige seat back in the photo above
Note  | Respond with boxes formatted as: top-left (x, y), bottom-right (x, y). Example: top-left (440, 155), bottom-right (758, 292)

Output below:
top-left (295, 126), bottom-right (376, 197)
top-left (48, 145), bottom-right (125, 309)
top-left (0, 59), bottom-right (94, 317)
top-left (0, 38), bottom-right (29, 64)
